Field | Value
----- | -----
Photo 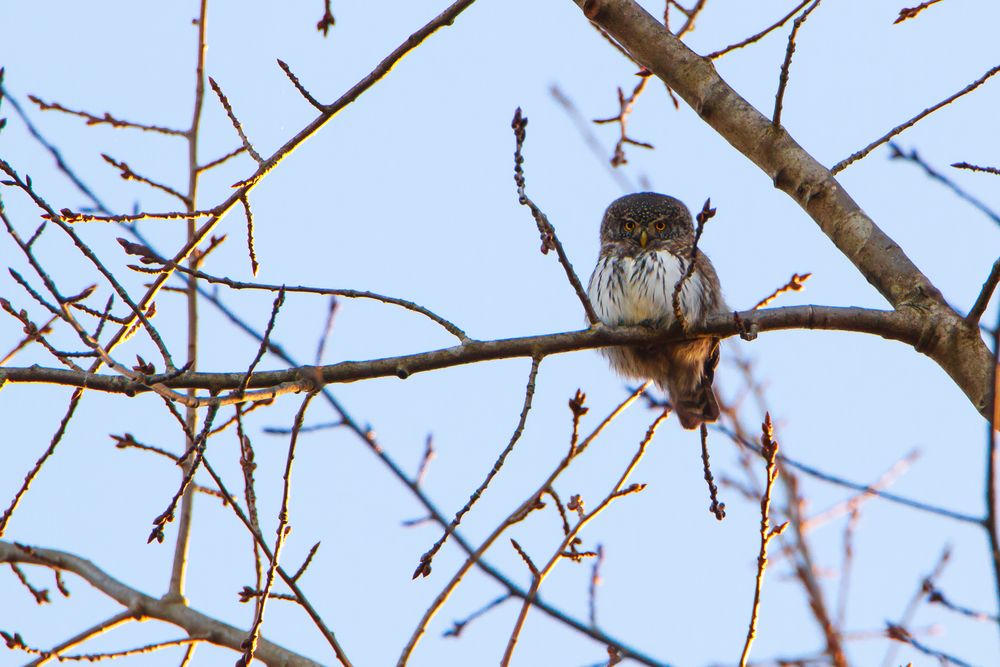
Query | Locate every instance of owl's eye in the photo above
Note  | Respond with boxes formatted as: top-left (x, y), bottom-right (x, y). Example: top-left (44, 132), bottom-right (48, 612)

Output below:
top-left (623, 221), bottom-right (635, 232)
top-left (654, 221), bottom-right (667, 232)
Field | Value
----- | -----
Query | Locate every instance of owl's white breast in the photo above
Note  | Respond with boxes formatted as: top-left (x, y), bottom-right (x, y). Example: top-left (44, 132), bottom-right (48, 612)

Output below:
top-left (587, 251), bottom-right (704, 326)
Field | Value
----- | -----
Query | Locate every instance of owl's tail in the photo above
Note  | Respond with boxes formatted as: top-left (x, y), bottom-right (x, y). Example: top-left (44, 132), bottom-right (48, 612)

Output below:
top-left (671, 337), bottom-right (722, 431)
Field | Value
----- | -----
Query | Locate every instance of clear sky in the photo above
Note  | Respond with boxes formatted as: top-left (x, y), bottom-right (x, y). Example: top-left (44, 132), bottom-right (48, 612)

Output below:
top-left (1, 1), bottom-right (999, 666)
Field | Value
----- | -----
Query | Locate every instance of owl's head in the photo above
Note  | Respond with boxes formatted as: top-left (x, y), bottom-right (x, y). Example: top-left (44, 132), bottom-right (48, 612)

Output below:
top-left (598, 192), bottom-right (694, 251)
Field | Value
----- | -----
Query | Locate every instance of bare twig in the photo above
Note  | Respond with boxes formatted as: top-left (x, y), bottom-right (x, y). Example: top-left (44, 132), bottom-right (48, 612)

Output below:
top-left (208, 77), bottom-right (264, 165)
top-left (242, 391), bottom-right (318, 666)
top-left (500, 409), bottom-right (665, 666)
top-left (317, 0), bottom-right (336, 36)
top-left (413, 357), bottom-right (541, 578)
top-left (772, 1), bottom-right (821, 128)
top-left (278, 60), bottom-right (326, 112)
top-left (953, 161), bottom-right (1000, 176)
top-left (672, 199), bottom-right (715, 329)
top-left (832, 63), bottom-right (1000, 174)
top-left (889, 144), bottom-right (1000, 227)
top-left (27, 95), bottom-right (186, 136)
top-left (739, 413), bottom-right (787, 666)
top-left (894, 0), bottom-right (945, 24)
top-left (700, 423), bottom-right (726, 520)
top-left (707, 0), bottom-right (813, 59)
top-left (754, 272), bottom-right (812, 310)
top-left (101, 153), bottom-right (189, 205)
top-left (511, 107), bottom-right (601, 325)
top-left (967, 259), bottom-right (1000, 325)
top-left (593, 75), bottom-right (654, 167)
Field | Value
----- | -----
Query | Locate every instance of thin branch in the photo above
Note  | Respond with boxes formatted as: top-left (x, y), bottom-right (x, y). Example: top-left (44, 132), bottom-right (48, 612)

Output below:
top-left (277, 59), bottom-right (326, 112)
top-left (413, 357), bottom-right (542, 578)
top-left (700, 423), bottom-right (726, 520)
top-left (0, 390), bottom-right (83, 537)
top-left (894, 0), bottom-right (945, 24)
top-left (511, 107), bottom-right (600, 325)
top-left (24, 611), bottom-right (134, 667)
top-left (208, 77), bottom-right (263, 165)
top-left (592, 75), bottom-right (654, 167)
top-left (889, 144), bottom-right (1000, 227)
top-left (953, 161), bottom-right (1000, 176)
top-left (0, 305), bottom-right (924, 396)
top-left (832, 63), bottom-right (1000, 174)
top-left (101, 153), bottom-right (189, 205)
top-left (753, 272), bottom-right (811, 310)
top-left (707, 0), bottom-right (812, 59)
top-left (671, 199), bottom-right (715, 329)
top-left (772, 1), bottom-right (821, 128)
top-left (242, 391), bottom-right (318, 666)
top-left (133, 258), bottom-right (470, 343)
top-left (0, 541), bottom-right (322, 666)
top-left (443, 594), bottom-right (512, 638)
top-left (739, 414), bottom-right (787, 666)
top-left (967, 258), bottom-right (1000, 325)
top-left (27, 95), bottom-right (186, 136)
top-left (500, 409), bottom-right (666, 666)
top-left (196, 145), bottom-right (247, 173)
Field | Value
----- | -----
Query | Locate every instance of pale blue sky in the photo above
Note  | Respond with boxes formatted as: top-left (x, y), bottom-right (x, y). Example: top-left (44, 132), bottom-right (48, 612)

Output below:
top-left (1, 1), bottom-right (999, 665)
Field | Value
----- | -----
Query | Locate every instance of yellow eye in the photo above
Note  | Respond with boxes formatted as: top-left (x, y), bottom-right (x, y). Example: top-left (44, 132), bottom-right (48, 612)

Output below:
top-left (623, 221), bottom-right (635, 232)
top-left (654, 221), bottom-right (667, 232)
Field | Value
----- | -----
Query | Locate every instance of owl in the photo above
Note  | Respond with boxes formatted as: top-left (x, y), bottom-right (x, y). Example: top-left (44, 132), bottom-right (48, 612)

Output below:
top-left (587, 193), bottom-right (725, 429)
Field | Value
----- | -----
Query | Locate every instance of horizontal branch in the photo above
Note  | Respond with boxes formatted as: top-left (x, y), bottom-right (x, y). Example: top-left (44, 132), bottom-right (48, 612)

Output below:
top-left (0, 306), bottom-right (915, 396)
top-left (0, 540), bottom-right (321, 667)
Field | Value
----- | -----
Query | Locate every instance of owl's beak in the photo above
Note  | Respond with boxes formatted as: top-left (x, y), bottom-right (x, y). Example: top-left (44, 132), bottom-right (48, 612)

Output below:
top-left (639, 229), bottom-right (648, 248)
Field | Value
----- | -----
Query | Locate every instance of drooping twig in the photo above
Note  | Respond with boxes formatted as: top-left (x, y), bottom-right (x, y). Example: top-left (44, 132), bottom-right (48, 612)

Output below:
top-left (317, 0), bottom-right (336, 36)
top-left (739, 413), bottom-right (787, 667)
top-left (588, 544), bottom-right (605, 628)
top-left (832, 63), bottom-right (1000, 174)
top-left (239, 193), bottom-right (260, 275)
top-left (414, 434), bottom-right (435, 488)
top-left (889, 144), bottom-right (1000, 227)
top-left (772, 0), bottom-right (821, 128)
top-left (511, 107), bottom-right (601, 325)
top-left (894, 0), bottom-right (945, 24)
top-left (412, 357), bottom-right (541, 578)
top-left (754, 272), bottom-right (812, 310)
top-left (707, 0), bottom-right (813, 59)
top-left (700, 423), bottom-right (726, 520)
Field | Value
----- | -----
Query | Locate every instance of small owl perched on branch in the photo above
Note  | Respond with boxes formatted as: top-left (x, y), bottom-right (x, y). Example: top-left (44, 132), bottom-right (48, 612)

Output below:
top-left (587, 193), bottom-right (725, 429)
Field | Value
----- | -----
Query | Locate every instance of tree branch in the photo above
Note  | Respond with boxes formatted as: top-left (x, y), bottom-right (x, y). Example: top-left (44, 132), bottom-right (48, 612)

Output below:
top-left (572, 0), bottom-right (994, 418)
top-left (0, 306), bottom-right (916, 396)
top-left (0, 541), bottom-right (322, 667)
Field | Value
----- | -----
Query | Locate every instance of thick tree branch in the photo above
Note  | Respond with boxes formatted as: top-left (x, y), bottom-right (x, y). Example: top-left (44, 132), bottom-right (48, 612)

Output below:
top-left (0, 541), bottom-right (321, 667)
top-left (573, 0), bottom-right (994, 417)
top-left (0, 306), bottom-right (915, 396)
